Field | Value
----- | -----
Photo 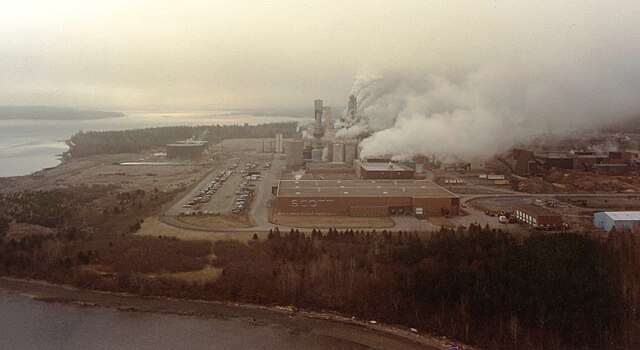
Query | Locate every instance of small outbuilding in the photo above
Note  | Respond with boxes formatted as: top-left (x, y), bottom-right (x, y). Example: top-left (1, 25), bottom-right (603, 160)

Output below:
top-left (514, 204), bottom-right (562, 229)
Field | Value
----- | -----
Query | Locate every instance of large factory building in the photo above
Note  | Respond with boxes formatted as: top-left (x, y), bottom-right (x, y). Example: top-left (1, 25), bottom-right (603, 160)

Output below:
top-left (355, 160), bottom-right (415, 180)
top-left (275, 179), bottom-right (459, 217)
top-left (166, 141), bottom-right (208, 159)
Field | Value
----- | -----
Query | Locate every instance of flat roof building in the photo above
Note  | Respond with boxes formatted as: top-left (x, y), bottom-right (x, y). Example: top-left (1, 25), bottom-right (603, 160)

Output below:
top-left (306, 162), bottom-right (355, 174)
top-left (355, 160), bottom-right (415, 180)
top-left (166, 141), bottom-right (208, 159)
top-left (514, 204), bottom-right (562, 228)
top-left (275, 179), bottom-right (459, 217)
top-left (594, 211), bottom-right (640, 232)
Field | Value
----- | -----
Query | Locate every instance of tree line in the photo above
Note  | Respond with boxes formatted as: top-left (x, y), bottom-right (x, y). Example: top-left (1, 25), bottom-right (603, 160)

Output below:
top-left (211, 226), bottom-right (632, 349)
top-left (64, 122), bottom-right (297, 158)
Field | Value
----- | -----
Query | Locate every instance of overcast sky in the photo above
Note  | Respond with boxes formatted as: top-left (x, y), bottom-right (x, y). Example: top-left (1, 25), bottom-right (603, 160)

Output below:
top-left (1, 1), bottom-right (638, 110)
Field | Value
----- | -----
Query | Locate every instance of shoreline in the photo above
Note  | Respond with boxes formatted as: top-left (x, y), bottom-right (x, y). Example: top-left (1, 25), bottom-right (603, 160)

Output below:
top-left (0, 141), bottom-right (69, 179)
top-left (0, 277), bottom-right (463, 350)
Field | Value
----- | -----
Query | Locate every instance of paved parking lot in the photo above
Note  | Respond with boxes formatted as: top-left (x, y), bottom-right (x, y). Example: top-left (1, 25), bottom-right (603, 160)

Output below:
top-left (166, 155), bottom-right (246, 216)
top-left (167, 151), bottom-right (284, 222)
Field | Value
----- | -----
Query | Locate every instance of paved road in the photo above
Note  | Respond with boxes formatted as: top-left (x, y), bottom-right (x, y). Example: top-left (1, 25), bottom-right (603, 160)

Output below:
top-left (247, 157), bottom-right (283, 227)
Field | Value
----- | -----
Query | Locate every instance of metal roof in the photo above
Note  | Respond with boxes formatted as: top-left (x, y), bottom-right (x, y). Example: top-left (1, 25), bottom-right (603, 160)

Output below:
top-left (277, 179), bottom-right (457, 198)
top-left (600, 211), bottom-right (640, 221)
top-left (359, 162), bottom-right (413, 172)
top-left (167, 143), bottom-right (206, 147)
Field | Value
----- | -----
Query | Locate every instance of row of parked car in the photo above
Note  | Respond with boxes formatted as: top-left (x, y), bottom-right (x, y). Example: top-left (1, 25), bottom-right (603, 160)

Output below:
top-left (183, 170), bottom-right (232, 210)
top-left (232, 162), bottom-right (261, 214)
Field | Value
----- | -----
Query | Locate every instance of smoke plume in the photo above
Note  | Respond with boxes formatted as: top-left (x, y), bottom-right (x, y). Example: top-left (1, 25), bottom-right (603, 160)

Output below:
top-left (338, 12), bottom-right (640, 161)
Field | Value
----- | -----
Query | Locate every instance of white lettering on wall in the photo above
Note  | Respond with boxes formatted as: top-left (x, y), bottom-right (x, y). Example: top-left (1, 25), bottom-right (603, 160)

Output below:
top-left (290, 199), bottom-right (334, 208)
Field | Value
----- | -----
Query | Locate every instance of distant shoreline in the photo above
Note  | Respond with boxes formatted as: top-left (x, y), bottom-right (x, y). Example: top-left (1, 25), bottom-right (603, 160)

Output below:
top-left (0, 106), bottom-right (125, 120)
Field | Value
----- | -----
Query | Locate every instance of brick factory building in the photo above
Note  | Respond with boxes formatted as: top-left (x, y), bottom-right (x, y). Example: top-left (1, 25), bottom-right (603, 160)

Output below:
top-left (355, 160), bottom-right (415, 180)
top-left (275, 179), bottom-right (459, 217)
top-left (513, 148), bottom-right (638, 175)
top-left (514, 204), bottom-right (562, 228)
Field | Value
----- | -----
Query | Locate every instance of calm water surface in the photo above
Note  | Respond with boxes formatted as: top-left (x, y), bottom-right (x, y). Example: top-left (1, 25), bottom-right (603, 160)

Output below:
top-left (0, 293), bottom-right (359, 350)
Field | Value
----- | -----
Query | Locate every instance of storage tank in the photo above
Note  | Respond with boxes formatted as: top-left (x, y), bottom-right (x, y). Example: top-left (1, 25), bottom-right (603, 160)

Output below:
top-left (415, 163), bottom-right (425, 174)
top-left (311, 149), bottom-right (323, 162)
top-left (332, 143), bottom-right (345, 162)
top-left (344, 142), bottom-right (358, 164)
top-left (284, 140), bottom-right (303, 166)
top-left (255, 140), bottom-right (263, 153)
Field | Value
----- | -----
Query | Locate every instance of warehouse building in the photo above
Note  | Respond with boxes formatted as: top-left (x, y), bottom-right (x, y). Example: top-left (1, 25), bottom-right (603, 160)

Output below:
top-left (275, 179), bottom-right (459, 217)
top-left (514, 204), bottom-right (563, 229)
top-left (354, 160), bottom-right (415, 180)
top-left (166, 141), bottom-right (208, 159)
top-left (594, 211), bottom-right (640, 232)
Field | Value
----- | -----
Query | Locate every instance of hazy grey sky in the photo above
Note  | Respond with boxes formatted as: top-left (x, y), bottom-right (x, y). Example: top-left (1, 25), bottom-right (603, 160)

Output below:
top-left (1, 1), bottom-right (638, 110)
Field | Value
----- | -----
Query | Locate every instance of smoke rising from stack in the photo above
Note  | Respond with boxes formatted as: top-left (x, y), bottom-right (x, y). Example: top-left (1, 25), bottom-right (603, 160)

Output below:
top-left (293, 170), bottom-right (305, 181)
top-left (336, 6), bottom-right (640, 161)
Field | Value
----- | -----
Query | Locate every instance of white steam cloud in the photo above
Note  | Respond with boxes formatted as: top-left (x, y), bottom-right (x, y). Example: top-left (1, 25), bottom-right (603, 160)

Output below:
top-left (338, 18), bottom-right (640, 161)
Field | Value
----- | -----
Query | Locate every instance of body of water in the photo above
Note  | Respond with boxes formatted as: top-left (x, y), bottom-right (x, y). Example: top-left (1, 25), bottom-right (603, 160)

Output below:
top-left (0, 293), bottom-right (364, 350)
top-left (0, 111), bottom-right (303, 177)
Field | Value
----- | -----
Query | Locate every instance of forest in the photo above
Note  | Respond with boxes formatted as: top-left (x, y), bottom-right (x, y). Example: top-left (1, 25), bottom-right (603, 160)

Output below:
top-left (210, 227), bottom-right (635, 349)
top-left (64, 122), bottom-right (298, 158)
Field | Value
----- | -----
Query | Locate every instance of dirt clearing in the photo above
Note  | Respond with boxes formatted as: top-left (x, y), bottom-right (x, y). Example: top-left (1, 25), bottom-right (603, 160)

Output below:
top-left (136, 216), bottom-right (267, 242)
top-left (270, 213), bottom-right (395, 229)
top-left (177, 214), bottom-right (253, 229)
